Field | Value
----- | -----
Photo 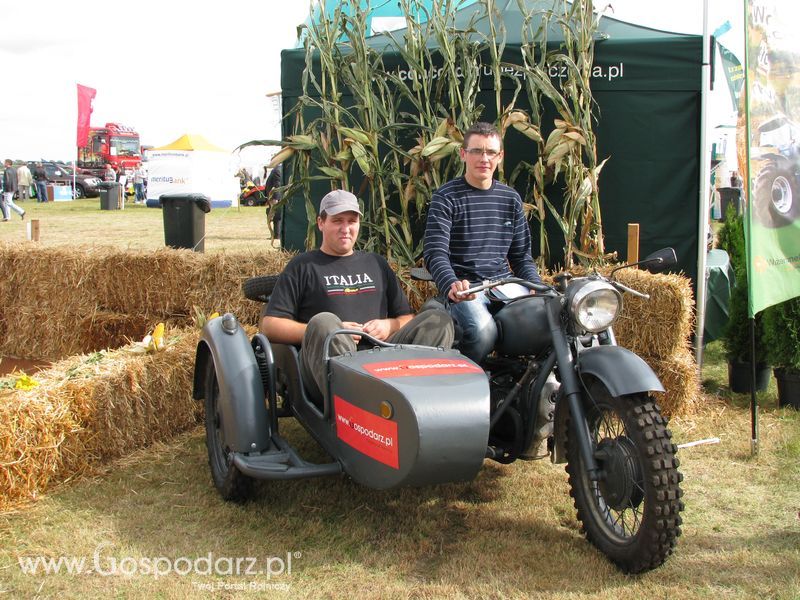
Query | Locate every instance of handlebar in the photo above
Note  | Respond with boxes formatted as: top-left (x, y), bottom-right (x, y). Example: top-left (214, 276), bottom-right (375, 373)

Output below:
top-left (456, 277), bottom-right (554, 298)
top-left (322, 329), bottom-right (394, 361)
top-left (610, 280), bottom-right (650, 300)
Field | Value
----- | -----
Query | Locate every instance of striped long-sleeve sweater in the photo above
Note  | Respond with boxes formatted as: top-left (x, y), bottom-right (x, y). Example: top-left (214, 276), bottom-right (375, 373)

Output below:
top-left (423, 177), bottom-right (540, 294)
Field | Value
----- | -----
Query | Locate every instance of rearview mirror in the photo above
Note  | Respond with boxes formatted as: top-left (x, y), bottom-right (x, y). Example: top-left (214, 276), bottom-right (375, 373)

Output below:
top-left (640, 248), bottom-right (677, 274)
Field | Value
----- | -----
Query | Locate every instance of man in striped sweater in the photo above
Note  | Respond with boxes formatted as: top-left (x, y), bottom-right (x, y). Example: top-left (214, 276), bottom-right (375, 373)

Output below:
top-left (423, 122), bottom-right (540, 363)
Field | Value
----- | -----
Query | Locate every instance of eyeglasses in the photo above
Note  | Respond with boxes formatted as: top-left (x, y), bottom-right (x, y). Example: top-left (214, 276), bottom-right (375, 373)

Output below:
top-left (464, 147), bottom-right (502, 158)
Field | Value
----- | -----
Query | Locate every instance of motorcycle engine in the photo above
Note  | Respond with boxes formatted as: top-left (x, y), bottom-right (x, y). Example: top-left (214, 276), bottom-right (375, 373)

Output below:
top-left (519, 372), bottom-right (558, 460)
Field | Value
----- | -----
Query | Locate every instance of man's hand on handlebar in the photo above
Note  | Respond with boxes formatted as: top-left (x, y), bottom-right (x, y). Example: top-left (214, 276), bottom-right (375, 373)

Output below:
top-left (448, 280), bottom-right (477, 303)
top-left (341, 321), bottom-right (363, 342)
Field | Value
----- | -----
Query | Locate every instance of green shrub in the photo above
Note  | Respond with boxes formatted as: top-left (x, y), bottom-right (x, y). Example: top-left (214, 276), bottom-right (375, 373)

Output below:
top-left (716, 206), bottom-right (768, 363)
top-left (763, 298), bottom-right (800, 371)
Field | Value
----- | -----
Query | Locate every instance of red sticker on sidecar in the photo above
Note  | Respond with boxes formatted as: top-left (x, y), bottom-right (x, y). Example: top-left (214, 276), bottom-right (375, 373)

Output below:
top-left (334, 396), bottom-right (399, 469)
top-left (363, 358), bottom-right (482, 378)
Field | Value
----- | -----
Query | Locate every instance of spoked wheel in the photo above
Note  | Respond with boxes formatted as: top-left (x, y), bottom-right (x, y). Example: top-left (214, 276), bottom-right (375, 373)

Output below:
top-left (204, 359), bottom-right (255, 502)
top-left (566, 378), bottom-right (684, 573)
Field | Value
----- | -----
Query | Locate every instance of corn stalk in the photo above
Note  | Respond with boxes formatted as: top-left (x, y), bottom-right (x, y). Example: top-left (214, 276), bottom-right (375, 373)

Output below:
top-left (243, 0), bottom-right (608, 275)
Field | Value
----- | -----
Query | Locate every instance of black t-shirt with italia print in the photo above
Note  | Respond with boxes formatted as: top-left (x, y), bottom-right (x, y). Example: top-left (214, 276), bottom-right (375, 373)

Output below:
top-left (265, 250), bottom-right (411, 325)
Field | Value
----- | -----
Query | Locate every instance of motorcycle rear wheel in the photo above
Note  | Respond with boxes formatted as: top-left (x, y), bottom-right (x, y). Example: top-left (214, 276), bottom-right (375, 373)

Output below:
top-left (566, 378), bottom-right (683, 573)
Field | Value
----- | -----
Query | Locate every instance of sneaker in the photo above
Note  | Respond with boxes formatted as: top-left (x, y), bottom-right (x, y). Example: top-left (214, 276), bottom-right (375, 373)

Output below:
top-left (20, 211), bottom-right (25, 220)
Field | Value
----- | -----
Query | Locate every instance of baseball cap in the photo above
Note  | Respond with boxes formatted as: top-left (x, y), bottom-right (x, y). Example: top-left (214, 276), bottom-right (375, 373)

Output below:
top-left (319, 190), bottom-right (362, 216)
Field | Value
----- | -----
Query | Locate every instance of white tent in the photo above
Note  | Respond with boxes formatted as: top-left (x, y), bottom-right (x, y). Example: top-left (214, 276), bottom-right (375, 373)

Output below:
top-left (145, 134), bottom-right (240, 208)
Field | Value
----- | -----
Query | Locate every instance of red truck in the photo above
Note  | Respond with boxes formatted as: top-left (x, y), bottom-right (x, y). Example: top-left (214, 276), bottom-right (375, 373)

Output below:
top-left (77, 122), bottom-right (142, 177)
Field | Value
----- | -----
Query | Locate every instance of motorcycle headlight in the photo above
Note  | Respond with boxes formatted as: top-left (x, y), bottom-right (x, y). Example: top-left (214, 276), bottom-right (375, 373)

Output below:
top-left (569, 280), bottom-right (622, 333)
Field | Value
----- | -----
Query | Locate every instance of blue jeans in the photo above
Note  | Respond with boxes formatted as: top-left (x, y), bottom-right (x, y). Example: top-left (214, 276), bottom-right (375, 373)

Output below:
top-left (36, 181), bottom-right (48, 202)
top-left (448, 291), bottom-right (496, 363)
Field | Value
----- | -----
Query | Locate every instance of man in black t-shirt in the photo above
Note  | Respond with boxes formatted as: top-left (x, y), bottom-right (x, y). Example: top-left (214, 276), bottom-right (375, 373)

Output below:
top-left (260, 189), bottom-right (454, 399)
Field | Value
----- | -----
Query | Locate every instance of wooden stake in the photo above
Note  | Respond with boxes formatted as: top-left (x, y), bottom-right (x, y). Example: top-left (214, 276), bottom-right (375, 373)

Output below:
top-left (31, 219), bottom-right (40, 242)
top-left (627, 223), bottom-right (639, 265)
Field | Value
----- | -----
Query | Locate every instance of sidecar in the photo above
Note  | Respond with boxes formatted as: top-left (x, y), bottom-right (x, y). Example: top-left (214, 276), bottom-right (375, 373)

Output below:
top-left (193, 314), bottom-right (490, 500)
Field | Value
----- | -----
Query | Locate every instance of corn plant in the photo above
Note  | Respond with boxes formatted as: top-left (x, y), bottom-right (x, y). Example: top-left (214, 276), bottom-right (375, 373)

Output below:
top-left (243, 0), bottom-right (608, 276)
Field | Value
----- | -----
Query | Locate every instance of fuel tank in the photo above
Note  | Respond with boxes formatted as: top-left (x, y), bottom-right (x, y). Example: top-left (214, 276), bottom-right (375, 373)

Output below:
top-left (327, 346), bottom-right (490, 489)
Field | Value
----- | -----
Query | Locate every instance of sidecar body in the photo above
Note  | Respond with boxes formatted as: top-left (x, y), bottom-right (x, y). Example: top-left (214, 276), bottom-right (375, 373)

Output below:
top-left (193, 314), bottom-right (490, 493)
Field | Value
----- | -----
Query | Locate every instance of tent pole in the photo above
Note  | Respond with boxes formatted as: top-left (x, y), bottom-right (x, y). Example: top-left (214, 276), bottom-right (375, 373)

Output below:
top-left (695, 0), bottom-right (712, 369)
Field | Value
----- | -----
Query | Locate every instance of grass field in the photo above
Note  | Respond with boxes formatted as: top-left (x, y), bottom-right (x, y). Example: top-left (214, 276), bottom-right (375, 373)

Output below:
top-left (0, 201), bottom-right (798, 598)
top-left (0, 198), bottom-right (277, 252)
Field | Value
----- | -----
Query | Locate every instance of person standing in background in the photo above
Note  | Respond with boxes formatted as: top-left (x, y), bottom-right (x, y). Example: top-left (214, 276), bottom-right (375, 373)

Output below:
top-left (16, 163), bottom-right (32, 200)
top-left (2, 159), bottom-right (25, 220)
top-left (33, 162), bottom-right (48, 202)
top-left (264, 164), bottom-right (283, 244)
top-left (133, 165), bottom-right (147, 204)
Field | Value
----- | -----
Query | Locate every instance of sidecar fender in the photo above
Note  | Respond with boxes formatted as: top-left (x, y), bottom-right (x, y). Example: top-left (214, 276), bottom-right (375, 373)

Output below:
top-left (193, 315), bottom-right (271, 453)
top-left (577, 345), bottom-right (664, 396)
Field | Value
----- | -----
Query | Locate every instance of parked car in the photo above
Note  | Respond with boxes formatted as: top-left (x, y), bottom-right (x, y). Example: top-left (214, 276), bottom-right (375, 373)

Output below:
top-left (28, 162), bottom-right (101, 199)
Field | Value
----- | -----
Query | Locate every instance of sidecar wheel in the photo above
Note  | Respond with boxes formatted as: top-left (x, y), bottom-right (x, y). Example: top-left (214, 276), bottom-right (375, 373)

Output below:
top-left (242, 275), bottom-right (279, 303)
top-left (566, 378), bottom-right (684, 573)
top-left (204, 360), bottom-right (256, 502)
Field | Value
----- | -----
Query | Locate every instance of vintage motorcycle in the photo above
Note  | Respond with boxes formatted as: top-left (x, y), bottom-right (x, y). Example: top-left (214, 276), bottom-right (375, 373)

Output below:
top-left (193, 248), bottom-right (684, 574)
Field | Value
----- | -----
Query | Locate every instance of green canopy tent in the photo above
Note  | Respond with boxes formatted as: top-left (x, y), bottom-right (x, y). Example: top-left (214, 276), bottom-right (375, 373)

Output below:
top-left (278, 3), bottom-right (703, 285)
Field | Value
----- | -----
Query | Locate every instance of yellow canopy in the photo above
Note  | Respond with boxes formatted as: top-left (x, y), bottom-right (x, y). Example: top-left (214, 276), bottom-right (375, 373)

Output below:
top-left (151, 133), bottom-right (228, 152)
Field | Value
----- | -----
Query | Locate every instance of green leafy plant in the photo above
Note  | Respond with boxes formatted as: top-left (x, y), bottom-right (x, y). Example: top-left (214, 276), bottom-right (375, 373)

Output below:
top-left (244, 0), bottom-right (608, 277)
top-left (716, 207), bottom-right (768, 364)
top-left (763, 297), bottom-right (800, 372)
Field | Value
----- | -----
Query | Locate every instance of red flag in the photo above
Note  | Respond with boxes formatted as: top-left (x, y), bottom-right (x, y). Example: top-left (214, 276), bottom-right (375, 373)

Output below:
top-left (76, 84), bottom-right (96, 147)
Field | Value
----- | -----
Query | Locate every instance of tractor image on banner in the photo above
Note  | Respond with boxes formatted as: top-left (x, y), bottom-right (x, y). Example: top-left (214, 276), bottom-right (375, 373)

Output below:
top-left (742, 1), bottom-right (800, 316)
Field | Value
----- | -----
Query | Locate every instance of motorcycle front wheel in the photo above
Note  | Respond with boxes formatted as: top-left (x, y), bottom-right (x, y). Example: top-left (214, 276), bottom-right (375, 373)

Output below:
top-left (566, 377), bottom-right (684, 573)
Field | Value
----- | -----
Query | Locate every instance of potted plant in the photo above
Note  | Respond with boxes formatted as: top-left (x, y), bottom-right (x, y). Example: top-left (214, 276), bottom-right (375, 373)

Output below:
top-left (763, 298), bottom-right (800, 409)
top-left (716, 207), bottom-right (771, 392)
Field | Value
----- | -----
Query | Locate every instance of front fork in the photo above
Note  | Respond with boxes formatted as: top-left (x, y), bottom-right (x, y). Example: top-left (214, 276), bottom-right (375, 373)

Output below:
top-left (545, 296), bottom-right (602, 481)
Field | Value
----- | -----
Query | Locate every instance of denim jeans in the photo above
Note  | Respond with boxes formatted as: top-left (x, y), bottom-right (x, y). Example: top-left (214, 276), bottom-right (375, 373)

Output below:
top-left (2, 192), bottom-right (24, 219)
top-left (36, 181), bottom-right (48, 202)
top-left (448, 291), bottom-right (496, 363)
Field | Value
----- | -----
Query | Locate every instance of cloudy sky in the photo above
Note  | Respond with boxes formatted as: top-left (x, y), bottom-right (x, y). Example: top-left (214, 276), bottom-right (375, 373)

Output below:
top-left (0, 0), bottom-right (309, 164)
top-left (0, 0), bottom-right (742, 166)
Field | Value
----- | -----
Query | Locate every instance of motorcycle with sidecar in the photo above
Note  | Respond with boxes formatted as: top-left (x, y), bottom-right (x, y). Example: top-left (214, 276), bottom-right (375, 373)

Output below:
top-left (193, 248), bottom-right (684, 574)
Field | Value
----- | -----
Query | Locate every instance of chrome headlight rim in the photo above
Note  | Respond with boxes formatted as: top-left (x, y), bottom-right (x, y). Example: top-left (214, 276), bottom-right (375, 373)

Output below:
top-left (568, 280), bottom-right (622, 333)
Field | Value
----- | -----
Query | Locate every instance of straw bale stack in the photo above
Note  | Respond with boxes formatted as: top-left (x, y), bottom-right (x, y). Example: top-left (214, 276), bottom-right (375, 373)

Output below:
top-left (0, 242), bottom-right (293, 361)
top-left (612, 268), bottom-right (696, 359)
top-left (0, 326), bottom-right (200, 510)
top-left (645, 350), bottom-right (700, 418)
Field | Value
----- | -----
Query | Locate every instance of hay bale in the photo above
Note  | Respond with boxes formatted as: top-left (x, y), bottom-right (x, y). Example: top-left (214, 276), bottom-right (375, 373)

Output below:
top-left (612, 269), bottom-right (695, 359)
top-left (80, 311), bottom-right (152, 355)
top-left (0, 242), bottom-right (293, 360)
top-left (644, 348), bottom-right (701, 418)
top-left (0, 326), bottom-right (200, 510)
top-left (92, 248), bottom-right (203, 316)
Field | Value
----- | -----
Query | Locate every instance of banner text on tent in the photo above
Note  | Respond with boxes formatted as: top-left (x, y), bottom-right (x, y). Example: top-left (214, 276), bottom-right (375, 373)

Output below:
top-left (392, 62), bottom-right (625, 83)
